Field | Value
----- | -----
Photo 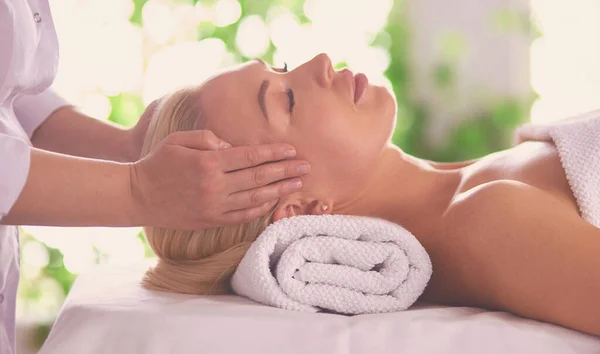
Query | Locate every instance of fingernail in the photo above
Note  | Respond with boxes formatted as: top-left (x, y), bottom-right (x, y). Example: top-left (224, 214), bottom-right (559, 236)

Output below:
top-left (296, 163), bottom-right (310, 174)
top-left (284, 149), bottom-right (297, 158)
top-left (288, 179), bottom-right (302, 190)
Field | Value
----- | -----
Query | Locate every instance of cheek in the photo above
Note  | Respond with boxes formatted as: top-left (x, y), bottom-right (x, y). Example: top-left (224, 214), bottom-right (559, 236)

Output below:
top-left (203, 107), bottom-right (268, 146)
top-left (297, 114), bottom-right (380, 189)
top-left (309, 142), bottom-right (377, 198)
top-left (288, 90), bottom-right (392, 192)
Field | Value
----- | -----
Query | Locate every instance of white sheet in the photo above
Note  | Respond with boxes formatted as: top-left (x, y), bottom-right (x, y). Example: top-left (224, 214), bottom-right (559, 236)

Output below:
top-left (38, 262), bottom-right (600, 354)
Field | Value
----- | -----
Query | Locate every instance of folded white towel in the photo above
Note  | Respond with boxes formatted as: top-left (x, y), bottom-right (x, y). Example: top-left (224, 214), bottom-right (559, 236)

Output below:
top-left (230, 214), bottom-right (432, 315)
top-left (548, 110), bottom-right (600, 228)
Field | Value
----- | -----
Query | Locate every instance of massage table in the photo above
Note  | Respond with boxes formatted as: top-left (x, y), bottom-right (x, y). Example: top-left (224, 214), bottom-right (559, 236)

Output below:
top-left (38, 262), bottom-right (600, 354)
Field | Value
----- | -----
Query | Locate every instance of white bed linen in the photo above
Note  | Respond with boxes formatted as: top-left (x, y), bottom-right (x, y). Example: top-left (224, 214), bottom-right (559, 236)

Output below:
top-left (38, 262), bottom-right (600, 354)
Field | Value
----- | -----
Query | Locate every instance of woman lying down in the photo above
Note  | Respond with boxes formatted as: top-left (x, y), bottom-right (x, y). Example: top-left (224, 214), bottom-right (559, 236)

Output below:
top-left (139, 53), bottom-right (600, 337)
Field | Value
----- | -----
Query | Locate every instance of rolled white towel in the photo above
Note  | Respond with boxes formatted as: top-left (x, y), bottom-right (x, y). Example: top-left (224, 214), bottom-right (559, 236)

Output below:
top-left (230, 215), bottom-right (432, 315)
top-left (515, 108), bottom-right (600, 228)
top-left (549, 111), bottom-right (600, 228)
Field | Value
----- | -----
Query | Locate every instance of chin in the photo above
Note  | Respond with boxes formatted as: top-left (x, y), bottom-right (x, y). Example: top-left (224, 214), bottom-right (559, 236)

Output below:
top-left (382, 81), bottom-right (397, 104)
top-left (370, 84), bottom-right (396, 112)
top-left (379, 87), bottom-right (397, 137)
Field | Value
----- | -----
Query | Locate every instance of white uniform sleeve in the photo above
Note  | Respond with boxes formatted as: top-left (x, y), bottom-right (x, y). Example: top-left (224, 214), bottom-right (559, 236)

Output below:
top-left (13, 88), bottom-right (69, 138)
top-left (0, 134), bottom-right (30, 219)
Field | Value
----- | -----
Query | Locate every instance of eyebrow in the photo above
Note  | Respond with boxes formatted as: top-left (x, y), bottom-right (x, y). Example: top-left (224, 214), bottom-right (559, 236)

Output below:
top-left (258, 79), bottom-right (270, 121)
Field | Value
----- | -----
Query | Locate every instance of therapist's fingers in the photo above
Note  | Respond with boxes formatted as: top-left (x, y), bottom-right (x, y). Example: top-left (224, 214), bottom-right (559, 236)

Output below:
top-left (224, 159), bottom-right (310, 193)
top-left (220, 200), bottom-right (280, 225)
top-left (225, 178), bottom-right (303, 211)
top-left (164, 130), bottom-right (232, 151)
top-left (513, 124), bottom-right (552, 146)
top-left (218, 144), bottom-right (299, 172)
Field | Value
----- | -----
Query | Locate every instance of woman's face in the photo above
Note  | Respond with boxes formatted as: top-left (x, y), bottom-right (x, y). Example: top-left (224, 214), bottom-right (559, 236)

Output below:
top-left (197, 53), bottom-right (397, 207)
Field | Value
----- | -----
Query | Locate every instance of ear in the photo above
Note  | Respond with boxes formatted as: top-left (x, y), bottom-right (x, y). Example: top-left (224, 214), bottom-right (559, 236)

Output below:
top-left (272, 196), bottom-right (333, 222)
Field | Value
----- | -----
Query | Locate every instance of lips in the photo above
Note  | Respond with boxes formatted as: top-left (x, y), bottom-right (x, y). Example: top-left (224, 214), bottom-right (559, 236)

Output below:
top-left (337, 68), bottom-right (369, 104)
top-left (353, 73), bottom-right (368, 103)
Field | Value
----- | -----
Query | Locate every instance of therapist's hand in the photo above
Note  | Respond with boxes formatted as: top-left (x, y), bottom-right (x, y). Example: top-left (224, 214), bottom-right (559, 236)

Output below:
top-left (513, 123), bottom-right (553, 146)
top-left (130, 130), bottom-right (310, 230)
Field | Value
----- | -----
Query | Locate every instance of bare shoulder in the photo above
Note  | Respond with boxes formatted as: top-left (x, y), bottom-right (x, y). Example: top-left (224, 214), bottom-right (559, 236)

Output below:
top-left (444, 179), bottom-right (580, 230)
top-left (444, 179), bottom-right (599, 265)
top-left (427, 179), bottom-right (578, 305)
top-left (432, 180), bottom-right (600, 336)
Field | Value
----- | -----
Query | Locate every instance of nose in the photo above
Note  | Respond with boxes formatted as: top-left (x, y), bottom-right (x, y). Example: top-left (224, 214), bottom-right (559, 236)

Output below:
top-left (308, 53), bottom-right (332, 88)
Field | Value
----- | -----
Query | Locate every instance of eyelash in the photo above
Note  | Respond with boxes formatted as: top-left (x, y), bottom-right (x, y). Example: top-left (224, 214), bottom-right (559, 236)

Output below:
top-left (282, 62), bottom-right (295, 113)
top-left (287, 89), bottom-right (295, 113)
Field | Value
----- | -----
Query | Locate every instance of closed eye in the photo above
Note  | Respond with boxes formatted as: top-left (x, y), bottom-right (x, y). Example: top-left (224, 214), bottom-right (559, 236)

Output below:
top-left (262, 60), bottom-right (293, 113)
top-left (287, 88), bottom-right (295, 113)
top-left (280, 62), bottom-right (294, 113)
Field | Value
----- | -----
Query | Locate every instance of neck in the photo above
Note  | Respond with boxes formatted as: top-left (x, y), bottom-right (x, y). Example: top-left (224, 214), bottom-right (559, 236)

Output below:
top-left (336, 146), bottom-right (463, 237)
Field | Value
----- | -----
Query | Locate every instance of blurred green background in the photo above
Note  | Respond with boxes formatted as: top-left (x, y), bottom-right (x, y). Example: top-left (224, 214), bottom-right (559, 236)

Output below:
top-left (18, 0), bottom-right (541, 351)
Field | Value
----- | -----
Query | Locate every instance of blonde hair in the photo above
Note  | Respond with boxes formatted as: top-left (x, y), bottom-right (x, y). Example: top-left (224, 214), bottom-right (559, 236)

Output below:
top-left (140, 88), bottom-right (276, 295)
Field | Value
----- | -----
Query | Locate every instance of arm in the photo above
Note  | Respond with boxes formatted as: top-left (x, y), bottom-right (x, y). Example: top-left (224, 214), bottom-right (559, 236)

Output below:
top-left (447, 181), bottom-right (600, 336)
top-left (2, 147), bottom-right (137, 227)
top-left (14, 89), bottom-right (140, 162)
top-left (29, 106), bottom-right (137, 162)
top-left (3, 130), bottom-right (311, 230)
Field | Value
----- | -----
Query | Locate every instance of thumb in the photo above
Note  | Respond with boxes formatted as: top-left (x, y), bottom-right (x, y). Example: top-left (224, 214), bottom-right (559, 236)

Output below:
top-left (163, 130), bottom-right (232, 151)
